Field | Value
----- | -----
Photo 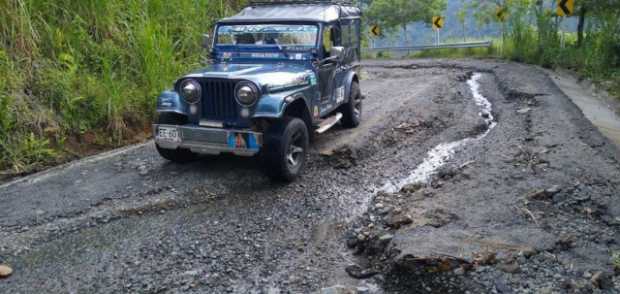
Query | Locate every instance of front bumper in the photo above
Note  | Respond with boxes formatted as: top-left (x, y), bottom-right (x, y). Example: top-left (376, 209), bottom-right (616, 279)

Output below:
top-left (153, 124), bottom-right (262, 157)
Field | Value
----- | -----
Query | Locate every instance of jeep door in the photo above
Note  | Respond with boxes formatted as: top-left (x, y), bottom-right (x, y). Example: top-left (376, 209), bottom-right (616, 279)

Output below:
top-left (317, 24), bottom-right (340, 109)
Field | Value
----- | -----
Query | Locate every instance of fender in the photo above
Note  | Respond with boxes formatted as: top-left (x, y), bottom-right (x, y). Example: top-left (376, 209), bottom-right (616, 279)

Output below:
top-left (156, 90), bottom-right (187, 116)
top-left (252, 86), bottom-right (314, 120)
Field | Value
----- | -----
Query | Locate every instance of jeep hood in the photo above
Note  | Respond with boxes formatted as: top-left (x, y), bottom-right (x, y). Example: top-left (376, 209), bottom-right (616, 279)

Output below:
top-left (182, 63), bottom-right (315, 92)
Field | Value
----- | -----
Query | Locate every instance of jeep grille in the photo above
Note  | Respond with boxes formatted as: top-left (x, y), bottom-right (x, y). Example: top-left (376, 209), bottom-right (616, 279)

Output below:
top-left (199, 79), bottom-right (239, 122)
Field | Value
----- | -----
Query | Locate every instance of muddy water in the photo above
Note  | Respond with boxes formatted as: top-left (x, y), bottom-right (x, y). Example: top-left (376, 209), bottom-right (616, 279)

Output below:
top-left (382, 73), bottom-right (496, 192)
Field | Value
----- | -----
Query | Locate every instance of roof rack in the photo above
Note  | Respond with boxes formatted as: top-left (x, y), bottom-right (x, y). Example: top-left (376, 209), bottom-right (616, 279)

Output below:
top-left (249, 0), bottom-right (354, 7)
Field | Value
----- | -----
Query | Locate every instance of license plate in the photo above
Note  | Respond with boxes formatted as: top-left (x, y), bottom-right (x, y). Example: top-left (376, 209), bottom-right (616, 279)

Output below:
top-left (157, 126), bottom-right (180, 142)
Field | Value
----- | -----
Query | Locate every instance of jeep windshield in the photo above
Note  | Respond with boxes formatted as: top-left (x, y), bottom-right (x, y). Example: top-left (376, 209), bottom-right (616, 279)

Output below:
top-left (216, 24), bottom-right (318, 51)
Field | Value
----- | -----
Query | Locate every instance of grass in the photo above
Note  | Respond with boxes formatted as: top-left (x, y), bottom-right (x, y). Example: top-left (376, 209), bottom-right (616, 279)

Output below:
top-left (612, 251), bottom-right (620, 272)
top-left (0, 0), bottom-right (247, 176)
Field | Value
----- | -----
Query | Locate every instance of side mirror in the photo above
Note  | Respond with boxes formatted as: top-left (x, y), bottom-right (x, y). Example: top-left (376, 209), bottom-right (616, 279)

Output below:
top-left (202, 33), bottom-right (211, 50)
top-left (330, 46), bottom-right (345, 63)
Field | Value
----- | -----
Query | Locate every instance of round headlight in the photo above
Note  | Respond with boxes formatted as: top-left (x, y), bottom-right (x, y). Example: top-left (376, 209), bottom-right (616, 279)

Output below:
top-left (235, 82), bottom-right (259, 106)
top-left (180, 79), bottom-right (201, 104)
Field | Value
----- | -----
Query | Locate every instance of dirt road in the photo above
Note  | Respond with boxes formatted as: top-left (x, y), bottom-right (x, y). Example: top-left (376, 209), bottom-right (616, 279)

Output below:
top-left (1, 60), bottom-right (619, 293)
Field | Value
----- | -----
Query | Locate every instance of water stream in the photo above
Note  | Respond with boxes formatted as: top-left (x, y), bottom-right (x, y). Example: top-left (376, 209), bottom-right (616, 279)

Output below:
top-left (381, 73), bottom-right (496, 193)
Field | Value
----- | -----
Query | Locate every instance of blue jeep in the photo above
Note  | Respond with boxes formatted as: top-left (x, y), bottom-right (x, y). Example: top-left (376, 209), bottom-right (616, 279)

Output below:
top-left (153, 0), bottom-right (362, 181)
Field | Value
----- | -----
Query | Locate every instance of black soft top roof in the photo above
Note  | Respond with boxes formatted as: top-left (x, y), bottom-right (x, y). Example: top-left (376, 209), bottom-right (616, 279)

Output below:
top-left (219, 4), bottom-right (361, 24)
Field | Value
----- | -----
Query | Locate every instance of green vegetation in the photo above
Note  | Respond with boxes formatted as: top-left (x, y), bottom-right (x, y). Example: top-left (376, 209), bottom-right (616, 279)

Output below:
top-left (612, 251), bottom-right (620, 274)
top-left (369, 0), bottom-right (620, 99)
top-left (0, 0), bottom-right (247, 176)
top-left (365, 0), bottom-right (447, 45)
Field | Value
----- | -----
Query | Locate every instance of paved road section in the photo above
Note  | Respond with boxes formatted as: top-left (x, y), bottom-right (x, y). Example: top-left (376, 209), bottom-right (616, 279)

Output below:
top-left (1, 60), bottom-right (619, 293)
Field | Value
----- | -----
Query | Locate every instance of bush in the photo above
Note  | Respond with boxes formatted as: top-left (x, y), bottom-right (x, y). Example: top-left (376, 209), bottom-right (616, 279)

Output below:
top-left (0, 0), bottom-right (247, 174)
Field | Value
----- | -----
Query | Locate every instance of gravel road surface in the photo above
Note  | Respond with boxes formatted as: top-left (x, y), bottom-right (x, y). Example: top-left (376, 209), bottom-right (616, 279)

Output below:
top-left (1, 59), bottom-right (619, 293)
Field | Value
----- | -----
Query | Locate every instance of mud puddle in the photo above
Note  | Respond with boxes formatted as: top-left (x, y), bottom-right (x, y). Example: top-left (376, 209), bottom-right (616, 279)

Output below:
top-left (382, 73), bottom-right (496, 192)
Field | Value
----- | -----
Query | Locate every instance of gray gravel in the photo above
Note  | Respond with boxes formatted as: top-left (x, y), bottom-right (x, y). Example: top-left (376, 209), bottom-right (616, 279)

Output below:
top-left (1, 59), bottom-right (619, 293)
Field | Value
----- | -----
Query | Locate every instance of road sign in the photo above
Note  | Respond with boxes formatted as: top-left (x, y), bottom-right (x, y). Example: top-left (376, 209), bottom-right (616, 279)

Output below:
top-left (557, 0), bottom-right (574, 17)
top-left (432, 16), bottom-right (444, 30)
top-left (370, 25), bottom-right (381, 37)
top-left (496, 7), bottom-right (508, 22)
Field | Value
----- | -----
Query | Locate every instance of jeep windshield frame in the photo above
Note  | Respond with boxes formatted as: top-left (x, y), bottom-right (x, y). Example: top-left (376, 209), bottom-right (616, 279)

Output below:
top-left (215, 23), bottom-right (320, 49)
top-left (212, 21), bottom-right (322, 63)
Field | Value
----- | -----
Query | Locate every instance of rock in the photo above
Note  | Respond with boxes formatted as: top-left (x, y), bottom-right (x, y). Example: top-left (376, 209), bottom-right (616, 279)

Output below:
top-left (138, 166), bottom-right (149, 176)
top-left (345, 265), bottom-right (379, 279)
top-left (527, 186), bottom-right (562, 201)
top-left (497, 262), bottom-right (521, 274)
top-left (423, 208), bottom-right (458, 228)
top-left (454, 267), bottom-right (466, 275)
top-left (0, 265), bottom-right (13, 278)
top-left (591, 271), bottom-right (613, 289)
top-left (516, 107), bottom-right (531, 114)
top-left (400, 183), bottom-right (423, 194)
top-left (520, 246), bottom-right (538, 258)
top-left (556, 234), bottom-right (576, 250)
top-left (538, 287), bottom-right (553, 294)
top-left (320, 285), bottom-right (357, 294)
top-left (385, 213), bottom-right (413, 229)
top-left (474, 252), bottom-right (497, 266)
top-left (494, 279), bottom-right (513, 293)
top-left (546, 185), bottom-right (561, 195)
top-left (378, 234), bottom-right (394, 242)
top-left (377, 207), bottom-right (392, 215)
top-left (365, 233), bottom-right (393, 256)
top-left (345, 236), bottom-right (358, 249)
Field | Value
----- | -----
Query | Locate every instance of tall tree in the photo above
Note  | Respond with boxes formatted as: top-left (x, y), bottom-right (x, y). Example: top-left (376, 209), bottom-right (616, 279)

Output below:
top-left (365, 0), bottom-right (447, 45)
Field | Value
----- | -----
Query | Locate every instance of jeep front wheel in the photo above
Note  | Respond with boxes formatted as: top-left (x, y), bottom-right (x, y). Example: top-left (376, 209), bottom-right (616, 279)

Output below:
top-left (155, 113), bottom-right (198, 163)
top-left (262, 117), bottom-right (309, 182)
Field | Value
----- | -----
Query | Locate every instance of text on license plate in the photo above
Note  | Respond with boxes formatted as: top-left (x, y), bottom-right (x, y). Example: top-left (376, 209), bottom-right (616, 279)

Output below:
top-left (157, 127), bottom-right (180, 142)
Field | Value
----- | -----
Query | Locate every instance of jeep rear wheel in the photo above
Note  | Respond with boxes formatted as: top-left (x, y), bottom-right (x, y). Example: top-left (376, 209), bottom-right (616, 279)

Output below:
top-left (155, 113), bottom-right (198, 163)
top-left (262, 117), bottom-right (309, 182)
top-left (341, 81), bottom-right (362, 128)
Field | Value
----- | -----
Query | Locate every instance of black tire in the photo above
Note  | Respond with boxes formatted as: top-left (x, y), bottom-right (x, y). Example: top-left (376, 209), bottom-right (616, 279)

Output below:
top-left (155, 113), bottom-right (198, 163)
top-left (341, 81), bottom-right (362, 128)
top-left (262, 117), bottom-right (309, 182)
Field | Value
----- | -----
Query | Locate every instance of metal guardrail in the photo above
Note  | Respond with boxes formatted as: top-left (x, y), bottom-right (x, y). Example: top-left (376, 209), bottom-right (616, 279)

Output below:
top-left (364, 41), bottom-right (493, 52)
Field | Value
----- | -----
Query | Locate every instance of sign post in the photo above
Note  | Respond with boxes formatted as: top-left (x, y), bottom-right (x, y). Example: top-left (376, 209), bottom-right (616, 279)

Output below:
top-left (369, 25), bottom-right (381, 51)
top-left (556, 0), bottom-right (574, 48)
top-left (496, 7), bottom-right (508, 56)
top-left (432, 16), bottom-right (444, 46)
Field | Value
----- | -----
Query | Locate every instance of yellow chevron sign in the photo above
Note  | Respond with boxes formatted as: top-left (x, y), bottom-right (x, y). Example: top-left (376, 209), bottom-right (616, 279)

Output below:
top-left (557, 0), bottom-right (574, 17)
top-left (432, 16), bottom-right (444, 30)
top-left (496, 7), bottom-right (508, 22)
top-left (370, 25), bottom-right (381, 37)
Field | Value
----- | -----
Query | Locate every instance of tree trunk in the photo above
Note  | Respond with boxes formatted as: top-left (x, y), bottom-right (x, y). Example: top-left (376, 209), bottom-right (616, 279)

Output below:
top-left (577, 6), bottom-right (587, 47)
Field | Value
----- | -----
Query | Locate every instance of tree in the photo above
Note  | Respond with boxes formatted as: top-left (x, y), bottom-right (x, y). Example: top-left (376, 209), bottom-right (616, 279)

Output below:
top-left (575, 0), bottom-right (620, 47)
top-left (365, 0), bottom-right (447, 45)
